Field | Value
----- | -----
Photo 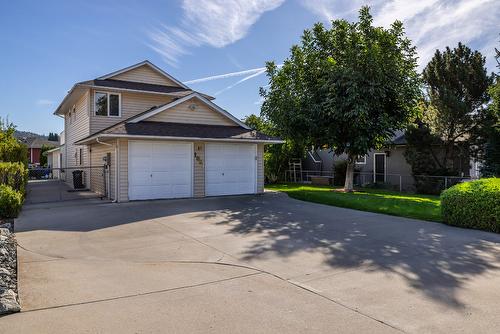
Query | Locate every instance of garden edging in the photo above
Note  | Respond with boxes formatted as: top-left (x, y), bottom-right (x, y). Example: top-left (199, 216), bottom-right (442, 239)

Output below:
top-left (0, 219), bottom-right (20, 315)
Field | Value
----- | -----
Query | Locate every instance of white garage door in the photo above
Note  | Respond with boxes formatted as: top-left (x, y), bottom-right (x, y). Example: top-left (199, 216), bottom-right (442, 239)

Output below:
top-left (205, 143), bottom-right (256, 196)
top-left (128, 141), bottom-right (192, 200)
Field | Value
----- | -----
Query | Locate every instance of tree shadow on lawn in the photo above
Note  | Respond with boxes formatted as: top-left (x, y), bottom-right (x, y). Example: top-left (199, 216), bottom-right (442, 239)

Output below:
top-left (200, 195), bottom-right (500, 309)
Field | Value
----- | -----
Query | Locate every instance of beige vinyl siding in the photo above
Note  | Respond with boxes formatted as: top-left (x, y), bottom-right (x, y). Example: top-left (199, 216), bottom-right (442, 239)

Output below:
top-left (90, 89), bottom-right (174, 133)
top-left (146, 97), bottom-right (236, 126)
top-left (193, 142), bottom-right (205, 197)
top-left (117, 138), bottom-right (129, 202)
top-left (257, 144), bottom-right (264, 193)
top-left (64, 90), bottom-right (91, 186)
top-left (89, 140), bottom-right (116, 200)
top-left (65, 90), bottom-right (90, 167)
top-left (110, 65), bottom-right (180, 87)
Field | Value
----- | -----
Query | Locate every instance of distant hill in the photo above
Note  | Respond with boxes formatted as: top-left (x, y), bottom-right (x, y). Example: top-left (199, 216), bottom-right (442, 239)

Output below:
top-left (14, 130), bottom-right (59, 147)
top-left (14, 130), bottom-right (43, 141)
top-left (14, 130), bottom-right (45, 144)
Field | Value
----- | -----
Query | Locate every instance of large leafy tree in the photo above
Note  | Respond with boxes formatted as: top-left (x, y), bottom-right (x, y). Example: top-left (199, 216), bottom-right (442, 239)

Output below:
top-left (260, 7), bottom-right (420, 191)
top-left (422, 43), bottom-right (492, 170)
top-left (480, 45), bottom-right (500, 176)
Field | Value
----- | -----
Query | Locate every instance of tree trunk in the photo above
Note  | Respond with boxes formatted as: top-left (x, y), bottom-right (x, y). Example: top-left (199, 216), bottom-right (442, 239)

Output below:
top-left (344, 155), bottom-right (355, 192)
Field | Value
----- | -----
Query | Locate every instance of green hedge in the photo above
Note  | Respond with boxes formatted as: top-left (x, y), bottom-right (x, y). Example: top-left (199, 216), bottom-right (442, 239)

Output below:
top-left (0, 184), bottom-right (23, 218)
top-left (441, 178), bottom-right (500, 233)
top-left (0, 162), bottom-right (28, 195)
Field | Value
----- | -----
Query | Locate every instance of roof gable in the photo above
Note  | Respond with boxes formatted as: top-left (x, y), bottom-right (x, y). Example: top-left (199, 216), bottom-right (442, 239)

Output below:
top-left (129, 93), bottom-right (250, 129)
top-left (145, 97), bottom-right (235, 126)
top-left (97, 61), bottom-right (188, 89)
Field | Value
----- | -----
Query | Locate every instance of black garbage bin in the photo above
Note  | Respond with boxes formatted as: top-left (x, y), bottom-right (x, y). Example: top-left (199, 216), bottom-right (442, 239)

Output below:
top-left (72, 170), bottom-right (85, 189)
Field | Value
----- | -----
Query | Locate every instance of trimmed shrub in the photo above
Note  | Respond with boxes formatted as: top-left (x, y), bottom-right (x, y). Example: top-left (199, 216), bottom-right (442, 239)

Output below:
top-left (441, 178), bottom-right (500, 233)
top-left (0, 162), bottom-right (28, 195)
top-left (0, 184), bottom-right (23, 218)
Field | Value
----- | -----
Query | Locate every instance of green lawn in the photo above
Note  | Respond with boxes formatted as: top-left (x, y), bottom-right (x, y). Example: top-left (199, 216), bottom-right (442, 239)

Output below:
top-left (266, 183), bottom-right (442, 222)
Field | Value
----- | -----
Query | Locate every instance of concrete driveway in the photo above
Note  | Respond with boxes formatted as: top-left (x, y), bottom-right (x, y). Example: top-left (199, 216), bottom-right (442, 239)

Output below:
top-left (3, 190), bottom-right (500, 333)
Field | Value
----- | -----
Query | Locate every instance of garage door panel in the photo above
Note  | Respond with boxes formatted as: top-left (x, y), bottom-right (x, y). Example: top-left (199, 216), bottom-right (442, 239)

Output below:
top-left (171, 185), bottom-right (191, 196)
top-left (129, 172), bottom-right (151, 186)
top-left (129, 157), bottom-right (151, 169)
top-left (129, 141), bottom-right (192, 200)
top-left (205, 143), bottom-right (256, 196)
top-left (129, 185), bottom-right (154, 200)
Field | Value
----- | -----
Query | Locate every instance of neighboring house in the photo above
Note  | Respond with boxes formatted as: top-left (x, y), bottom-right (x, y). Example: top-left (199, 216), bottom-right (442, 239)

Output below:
top-left (305, 131), bottom-right (471, 191)
top-left (54, 60), bottom-right (282, 201)
top-left (23, 137), bottom-right (57, 165)
top-left (15, 132), bottom-right (58, 165)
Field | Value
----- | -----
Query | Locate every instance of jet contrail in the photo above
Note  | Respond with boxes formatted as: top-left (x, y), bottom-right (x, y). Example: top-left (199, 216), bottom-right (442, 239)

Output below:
top-left (184, 67), bottom-right (267, 84)
top-left (214, 69), bottom-right (267, 96)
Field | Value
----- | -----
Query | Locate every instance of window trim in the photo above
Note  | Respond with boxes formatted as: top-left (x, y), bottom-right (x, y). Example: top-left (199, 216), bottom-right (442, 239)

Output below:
top-left (94, 91), bottom-right (121, 117)
top-left (355, 155), bottom-right (367, 165)
top-left (79, 148), bottom-right (83, 166)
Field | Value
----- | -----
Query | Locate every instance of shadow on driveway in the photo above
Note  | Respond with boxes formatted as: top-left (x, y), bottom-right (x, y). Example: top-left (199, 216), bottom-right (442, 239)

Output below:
top-left (16, 192), bottom-right (500, 310)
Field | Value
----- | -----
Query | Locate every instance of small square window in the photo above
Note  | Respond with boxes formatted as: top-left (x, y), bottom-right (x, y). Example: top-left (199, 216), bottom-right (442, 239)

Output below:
top-left (109, 94), bottom-right (120, 116)
top-left (95, 92), bottom-right (120, 117)
top-left (355, 155), bottom-right (367, 165)
top-left (95, 92), bottom-right (108, 116)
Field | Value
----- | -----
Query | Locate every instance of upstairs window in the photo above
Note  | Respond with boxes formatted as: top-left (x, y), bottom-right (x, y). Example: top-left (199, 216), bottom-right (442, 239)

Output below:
top-left (95, 92), bottom-right (120, 117)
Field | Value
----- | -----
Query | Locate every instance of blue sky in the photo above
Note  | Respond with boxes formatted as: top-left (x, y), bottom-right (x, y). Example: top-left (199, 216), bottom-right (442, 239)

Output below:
top-left (1, 0), bottom-right (499, 135)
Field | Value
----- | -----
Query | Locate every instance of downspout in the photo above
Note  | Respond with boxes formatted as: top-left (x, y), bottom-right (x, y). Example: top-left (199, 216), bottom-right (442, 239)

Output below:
top-left (96, 137), bottom-right (112, 147)
top-left (116, 140), bottom-right (119, 203)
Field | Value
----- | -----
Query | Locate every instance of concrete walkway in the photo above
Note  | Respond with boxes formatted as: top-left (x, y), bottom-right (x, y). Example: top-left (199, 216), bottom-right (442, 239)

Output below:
top-left (24, 180), bottom-right (103, 204)
top-left (3, 193), bottom-right (500, 333)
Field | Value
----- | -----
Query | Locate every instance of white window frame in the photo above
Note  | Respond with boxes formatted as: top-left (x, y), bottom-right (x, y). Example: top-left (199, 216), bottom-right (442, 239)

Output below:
top-left (79, 148), bottom-right (83, 166)
top-left (355, 155), bottom-right (367, 165)
top-left (94, 91), bottom-right (121, 117)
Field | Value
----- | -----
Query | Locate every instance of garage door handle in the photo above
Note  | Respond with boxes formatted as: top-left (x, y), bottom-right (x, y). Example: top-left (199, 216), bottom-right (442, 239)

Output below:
top-left (222, 172), bottom-right (224, 176)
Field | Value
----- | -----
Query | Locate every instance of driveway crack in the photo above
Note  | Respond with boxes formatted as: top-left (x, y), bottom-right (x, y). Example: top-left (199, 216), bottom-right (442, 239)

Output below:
top-left (21, 272), bottom-right (263, 314)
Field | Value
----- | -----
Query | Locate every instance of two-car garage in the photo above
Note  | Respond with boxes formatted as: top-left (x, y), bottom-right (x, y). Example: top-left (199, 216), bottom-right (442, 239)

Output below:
top-left (128, 141), bottom-right (257, 200)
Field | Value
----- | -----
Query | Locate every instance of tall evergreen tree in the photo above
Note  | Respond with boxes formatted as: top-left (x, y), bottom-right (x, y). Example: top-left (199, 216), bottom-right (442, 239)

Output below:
top-left (422, 43), bottom-right (492, 171)
top-left (480, 45), bottom-right (500, 176)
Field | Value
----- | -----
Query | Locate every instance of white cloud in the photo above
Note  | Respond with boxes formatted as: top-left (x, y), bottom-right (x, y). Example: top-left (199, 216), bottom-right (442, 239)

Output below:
top-left (36, 99), bottom-right (54, 106)
top-left (149, 0), bottom-right (285, 66)
top-left (299, 0), bottom-right (365, 21)
top-left (298, 0), bottom-right (500, 70)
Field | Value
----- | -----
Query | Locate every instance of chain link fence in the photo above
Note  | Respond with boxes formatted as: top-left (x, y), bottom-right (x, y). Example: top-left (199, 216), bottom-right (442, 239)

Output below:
top-left (284, 169), bottom-right (477, 194)
top-left (28, 166), bottom-right (109, 199)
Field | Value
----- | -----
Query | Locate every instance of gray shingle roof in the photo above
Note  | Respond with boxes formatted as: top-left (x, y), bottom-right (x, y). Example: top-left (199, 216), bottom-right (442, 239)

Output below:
top-left (78, 79), bottom-right (189, 94)
top-left (391, 134), bottom-right (407, 145)
top-left (78, 121), bottom-right (280, 143)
